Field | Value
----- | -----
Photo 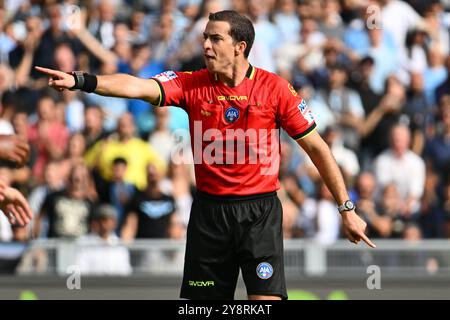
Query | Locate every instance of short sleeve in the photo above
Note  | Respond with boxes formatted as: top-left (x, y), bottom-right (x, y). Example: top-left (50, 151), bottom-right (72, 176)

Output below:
top-left (277, 79), bottom-right (316, 140)
top-left (151, 71), bottom-right (187, 109)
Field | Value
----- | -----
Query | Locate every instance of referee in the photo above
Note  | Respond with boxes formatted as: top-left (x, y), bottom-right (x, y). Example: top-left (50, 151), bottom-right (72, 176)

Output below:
top-left (36, 10), bottom-right (375, 300)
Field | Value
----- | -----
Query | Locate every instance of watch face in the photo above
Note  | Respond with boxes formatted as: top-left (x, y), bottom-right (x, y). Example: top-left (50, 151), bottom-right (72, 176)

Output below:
top-left (345, 200), bottom-right (355, 210)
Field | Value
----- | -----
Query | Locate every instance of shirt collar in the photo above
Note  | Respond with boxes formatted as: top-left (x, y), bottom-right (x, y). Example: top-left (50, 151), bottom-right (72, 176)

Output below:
top-left (214, 64), bottom-right (256, 81)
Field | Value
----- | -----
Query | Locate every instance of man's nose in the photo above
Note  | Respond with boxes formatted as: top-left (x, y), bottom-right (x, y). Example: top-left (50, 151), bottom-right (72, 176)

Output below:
top-left (203, 38), bottom-right (211, 50)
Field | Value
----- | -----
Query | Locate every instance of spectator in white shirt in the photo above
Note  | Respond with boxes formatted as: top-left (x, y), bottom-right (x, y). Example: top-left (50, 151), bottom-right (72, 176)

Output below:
top-left (75, 204), bottom-right (132, 276)
top-left (374, 124), bottom-right (425, 217)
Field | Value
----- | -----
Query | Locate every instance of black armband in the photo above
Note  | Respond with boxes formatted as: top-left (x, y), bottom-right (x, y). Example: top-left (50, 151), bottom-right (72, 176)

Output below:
top-left (70, 71), bottom-right (98, 93)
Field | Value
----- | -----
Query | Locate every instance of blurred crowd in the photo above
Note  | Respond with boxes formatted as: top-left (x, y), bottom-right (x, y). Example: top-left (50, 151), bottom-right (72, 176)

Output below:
top-left (0, 0), bottom-right (449, 251)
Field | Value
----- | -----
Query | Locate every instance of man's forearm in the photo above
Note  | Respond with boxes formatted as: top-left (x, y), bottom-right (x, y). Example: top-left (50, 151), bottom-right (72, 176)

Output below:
top-left (297, 132), bottom-right (349, 205)
top-left (95, 74), bottom-right (152, 100)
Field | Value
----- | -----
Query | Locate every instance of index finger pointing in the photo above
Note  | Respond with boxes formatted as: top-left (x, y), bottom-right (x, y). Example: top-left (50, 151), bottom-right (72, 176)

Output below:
top-left (360, 232), bottom-right (376, 248)
top-left (34, 66), bottom-right (67, 78)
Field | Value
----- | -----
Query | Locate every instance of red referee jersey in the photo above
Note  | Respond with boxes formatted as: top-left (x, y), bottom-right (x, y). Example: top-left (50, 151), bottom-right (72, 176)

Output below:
top-left (152, 65), bottom-right (316, 196)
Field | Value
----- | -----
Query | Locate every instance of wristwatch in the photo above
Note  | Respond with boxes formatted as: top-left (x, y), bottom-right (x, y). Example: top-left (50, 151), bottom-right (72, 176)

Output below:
top-left (338, 200), bottom-right (355, 213)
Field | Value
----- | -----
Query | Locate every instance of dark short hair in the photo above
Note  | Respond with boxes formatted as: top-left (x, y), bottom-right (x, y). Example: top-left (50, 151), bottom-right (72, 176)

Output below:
top-left (208, 10), bottom-right (255, 58)
top-left (113, 157), bottom-right (127, 166)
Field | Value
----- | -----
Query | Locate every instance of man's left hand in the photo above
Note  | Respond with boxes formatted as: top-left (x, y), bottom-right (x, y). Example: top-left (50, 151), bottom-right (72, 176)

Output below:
top-left (341, 210), bottom-right (376, 248)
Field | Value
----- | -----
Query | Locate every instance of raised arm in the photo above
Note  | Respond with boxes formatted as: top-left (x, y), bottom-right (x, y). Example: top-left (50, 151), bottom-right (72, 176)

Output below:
top-left (297, 130), bottom-right (376, 248)
top-left (34, 66), bottom-right (161, 105)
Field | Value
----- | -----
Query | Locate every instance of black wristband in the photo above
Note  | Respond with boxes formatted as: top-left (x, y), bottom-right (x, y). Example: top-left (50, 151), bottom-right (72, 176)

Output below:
top-left (70, 71), bottom-right (97, 93)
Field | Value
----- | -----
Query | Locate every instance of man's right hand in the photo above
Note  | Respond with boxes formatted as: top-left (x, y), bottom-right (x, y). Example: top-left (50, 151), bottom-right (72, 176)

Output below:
top-left (34, 66), bottom-right (75, 91)
top-left (0, 135), bottom-right (30, 167)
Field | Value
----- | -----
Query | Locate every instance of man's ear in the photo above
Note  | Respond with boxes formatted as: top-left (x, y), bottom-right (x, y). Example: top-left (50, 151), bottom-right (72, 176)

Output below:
top-left (235, 41), bottom-right (247, 57)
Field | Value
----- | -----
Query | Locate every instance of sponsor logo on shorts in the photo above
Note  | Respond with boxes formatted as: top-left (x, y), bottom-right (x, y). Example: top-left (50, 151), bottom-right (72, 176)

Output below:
top-left (256, 262), bottom-right (273, 280)
top-left (224, 107), bottom-right (239, 123)
top-left (188, 280), bottom-right (215, 287)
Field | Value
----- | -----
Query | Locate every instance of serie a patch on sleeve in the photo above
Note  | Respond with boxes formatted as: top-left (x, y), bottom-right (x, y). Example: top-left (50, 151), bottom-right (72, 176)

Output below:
top-left (154, 71), bottom-right (178, 82)
top-left (297, 99), bottom-right (314, 124)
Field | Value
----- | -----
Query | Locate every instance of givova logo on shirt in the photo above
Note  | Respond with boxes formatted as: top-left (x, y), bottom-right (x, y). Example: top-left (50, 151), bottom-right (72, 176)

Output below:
top-left (256, 262), bottom-right (273, 279)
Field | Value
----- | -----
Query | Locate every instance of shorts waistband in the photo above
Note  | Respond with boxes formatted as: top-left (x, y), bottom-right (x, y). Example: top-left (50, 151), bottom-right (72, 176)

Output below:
top-left (196, 190), bottom-right (277, 203)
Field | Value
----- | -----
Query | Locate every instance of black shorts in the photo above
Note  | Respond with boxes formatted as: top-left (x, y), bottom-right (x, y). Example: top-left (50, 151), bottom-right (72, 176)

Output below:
top-left (180, 190), bottom-right (287, 300)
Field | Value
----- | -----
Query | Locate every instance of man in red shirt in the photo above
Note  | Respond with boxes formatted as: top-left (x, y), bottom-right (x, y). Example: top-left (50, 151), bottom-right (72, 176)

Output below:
top-left (36, 10), bottom-right (375, 300)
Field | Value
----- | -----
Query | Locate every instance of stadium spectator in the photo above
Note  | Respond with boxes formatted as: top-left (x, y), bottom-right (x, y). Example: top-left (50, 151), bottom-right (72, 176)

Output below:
top-left (424, 95), bottom-right (450, 179)
top-left (121, 163), bottom-right (184, 241)
top-left (101, 157), bottom-right (136, 233)
top-left (354, 171), bottom-right (393, 238)
top-left (82, 104), bottom-right (107, 150)
top-left (374, 124), bottom-right (426, 218)
top-left (75, 203), bottom-right (132, 276)
top-left (27, 94), bottom-right (70, 183)
top-left (27, 160), bottom-right (65, 238)
top-left (317, 62), bottom-right (365, 151)
top-left (34, 163), bottom-right (95, 239)
top-left (435, 54), bottom-right (450, 103)
top-left (148, 107), bottom-right (175, 163)
top-left (322, 124), bottom-right (360, 182)
top-left (84, 112), bottom-right (166, 190)
top-left (314, 181), bottom-right (341, 244)
top-left (423, 45), bottom-right (448, 106)
top-left (87, 0), bottom-right (117, 50)
top-left (377, 183), bottom-right (407, 238)
top-left (60, 132), bottom-right (87, 180)
top-left (272, 0), bottom-right (301, 45)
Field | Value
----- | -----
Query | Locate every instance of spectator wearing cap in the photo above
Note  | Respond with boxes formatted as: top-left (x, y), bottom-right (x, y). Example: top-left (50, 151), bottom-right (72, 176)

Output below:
top-left (75, 203), bottom-right (132, 275)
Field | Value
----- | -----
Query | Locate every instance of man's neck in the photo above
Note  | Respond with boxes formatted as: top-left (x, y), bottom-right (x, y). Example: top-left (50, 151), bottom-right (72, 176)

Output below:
top-left (216, 60), bottom-right (250, 87)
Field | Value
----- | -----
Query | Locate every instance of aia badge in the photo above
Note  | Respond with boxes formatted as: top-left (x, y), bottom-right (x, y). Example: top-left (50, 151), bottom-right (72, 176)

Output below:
top-left (256, 262), bottom-right (273, 280)
top-left (224, 107), bottom-right (239, 123)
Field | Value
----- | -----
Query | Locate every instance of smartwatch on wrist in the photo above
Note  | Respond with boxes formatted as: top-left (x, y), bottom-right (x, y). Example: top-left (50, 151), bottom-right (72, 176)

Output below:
top-left (338, 200), bottom-right (355, 213)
